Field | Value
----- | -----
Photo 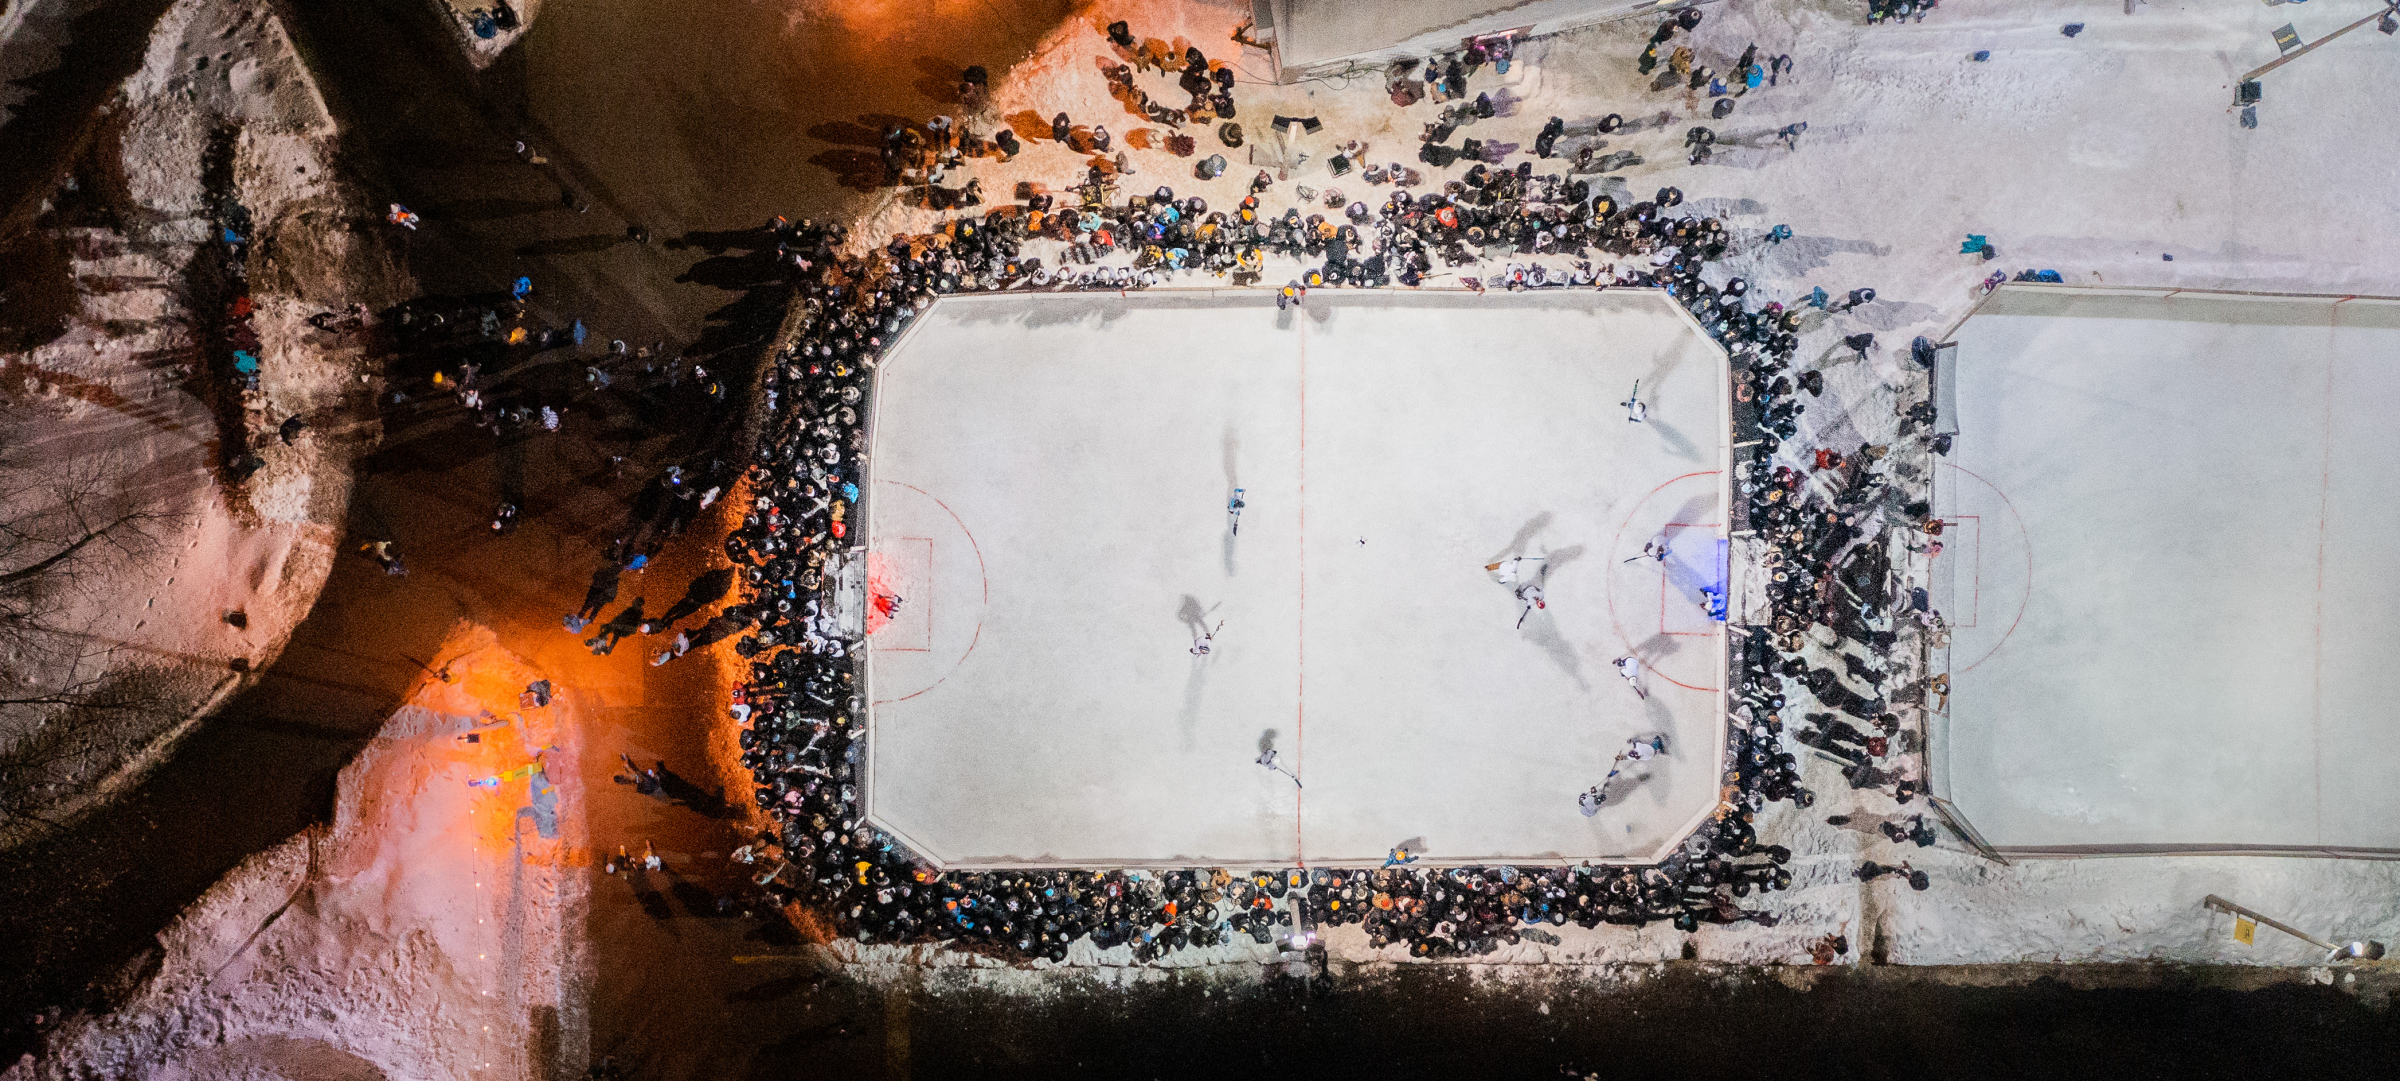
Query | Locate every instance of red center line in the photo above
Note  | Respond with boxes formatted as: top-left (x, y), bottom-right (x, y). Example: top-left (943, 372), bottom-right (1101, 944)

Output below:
top-left (1294, 313), bottom-right (1308, 867)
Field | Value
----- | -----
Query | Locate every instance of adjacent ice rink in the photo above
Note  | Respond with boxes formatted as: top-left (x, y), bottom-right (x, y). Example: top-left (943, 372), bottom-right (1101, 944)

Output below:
top-left (861, 290), bottom-right (1729, 868)
top-left (1935, 286), bottom-right (2400, 854)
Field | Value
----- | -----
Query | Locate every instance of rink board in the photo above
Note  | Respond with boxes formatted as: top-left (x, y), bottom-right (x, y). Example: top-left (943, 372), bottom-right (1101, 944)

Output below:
top-left (860, 290), bottom-right (1730, 868)
top-left (1937, 286), bottom-right (2400, 854)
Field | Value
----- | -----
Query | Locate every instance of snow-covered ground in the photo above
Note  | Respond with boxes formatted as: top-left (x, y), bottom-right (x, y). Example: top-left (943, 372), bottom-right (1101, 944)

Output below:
top-left (21, 3), bottom-right (2400, 1076)
top-left (433, 0), bottom-right (543, 69)
top-left (1, 0), bottom-right (406, 846)
top-left (4, 624), bottom-right (587, 1081)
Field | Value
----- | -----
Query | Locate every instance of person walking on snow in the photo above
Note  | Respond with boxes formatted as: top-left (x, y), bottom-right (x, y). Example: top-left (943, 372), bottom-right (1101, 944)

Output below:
top-left (615, 754), bottom-right (663, 796)
top-left (1191, 620), bottom-right (1222, 656)
top-left (1613, 655), bottom-right (1648, 699)
top-left (1855, 860), bottom-right (1930, 890)
top-left (587, 598), bottom-right (644, 656)
top-left (1623, 380), bottom-right (1648, 423)
top-left (1227, 488), bottom-right (1246, 535)
top-left (362, 539), bottom-right (407, 577)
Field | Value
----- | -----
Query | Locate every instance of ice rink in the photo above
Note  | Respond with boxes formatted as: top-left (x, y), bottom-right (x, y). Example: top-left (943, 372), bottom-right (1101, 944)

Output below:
top-left (1935, 286), bottom-right (2400, 854)
top-left (860, 290), bottom-right (1729, 868)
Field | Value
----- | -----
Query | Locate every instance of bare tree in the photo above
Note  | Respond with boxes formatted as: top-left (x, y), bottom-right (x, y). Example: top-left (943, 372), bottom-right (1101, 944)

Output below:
top-left (0, 435), bottom-right (186, 832)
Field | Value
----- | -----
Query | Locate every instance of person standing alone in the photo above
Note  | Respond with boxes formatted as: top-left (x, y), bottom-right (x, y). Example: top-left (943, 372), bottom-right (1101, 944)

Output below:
top-left (1612, 655), bottom-right (1648, 699)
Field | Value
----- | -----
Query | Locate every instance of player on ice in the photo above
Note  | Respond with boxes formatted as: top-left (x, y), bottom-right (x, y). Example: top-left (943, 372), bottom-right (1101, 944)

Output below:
top-left (1227, 487), bottom-right (1245, 535)
top-left (1190, 620), bottom-right (1222, 656)
top-left (1255, 747), bottom-right (1301, 786)
top-left (1625, 532), bottom-right (1670, 563)
top-left (1612, 655), bottom-right (1648, 699)
top-left (1493, 555), bottom-right (1550, 626)
top-left (1622, 380), bottom-right (1647, 423)
top-left (1485, 554), bottom-right (1544, 584)
top-left (1582, 735), bottom-right (1669, 814)
top-left (1515, 579), bottom-right (1546, 628)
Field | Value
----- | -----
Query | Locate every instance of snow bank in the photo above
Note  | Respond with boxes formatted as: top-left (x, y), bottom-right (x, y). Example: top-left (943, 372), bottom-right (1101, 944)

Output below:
top-left (10, 623), bottom-right (588, 1081)
top-left (0, 0), bottom-right (409, 848)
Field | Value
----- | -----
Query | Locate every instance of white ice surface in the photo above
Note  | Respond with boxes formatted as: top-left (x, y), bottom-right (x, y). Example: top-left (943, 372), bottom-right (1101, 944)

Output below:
top-left (1935, 286), bottom-right (2400, 853)
top-left (863, 290), bottom-right (1728, 868)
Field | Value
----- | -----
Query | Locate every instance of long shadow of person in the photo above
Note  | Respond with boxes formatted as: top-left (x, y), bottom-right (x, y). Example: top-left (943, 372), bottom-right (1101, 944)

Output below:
top-left (743, 911), bottom-right (804, 948)
top-left (623, 864), bottom-right (678, 926)
top-left (652, 566), bottom-right (736, 629)
top-left (727, 971), bottom-right (825, 1004)
top-left (660, 863), bottom-right (726, 919)
top-left (654, 762), bottom-right (734, 819)
top-left (678, 223), bottom-right (785, 254)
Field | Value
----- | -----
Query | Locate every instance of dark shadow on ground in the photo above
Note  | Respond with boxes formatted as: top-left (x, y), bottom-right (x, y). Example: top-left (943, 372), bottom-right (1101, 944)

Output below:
top-left (2, 0), bottom-right (1093, 1072)
top-left (0, 0), bottom-right (182, 240)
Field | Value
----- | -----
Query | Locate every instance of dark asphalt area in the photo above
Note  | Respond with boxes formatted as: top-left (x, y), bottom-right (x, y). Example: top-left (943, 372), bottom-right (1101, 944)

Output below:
top-left (0, 0), bottom-right (1069, 1068)
top-left (4, 1), bottom-right (2400, 1077)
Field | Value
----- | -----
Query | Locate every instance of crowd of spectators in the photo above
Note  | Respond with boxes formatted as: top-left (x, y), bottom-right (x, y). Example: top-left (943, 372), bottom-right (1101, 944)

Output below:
top-left (582, 13), bottom-right (1935, 960)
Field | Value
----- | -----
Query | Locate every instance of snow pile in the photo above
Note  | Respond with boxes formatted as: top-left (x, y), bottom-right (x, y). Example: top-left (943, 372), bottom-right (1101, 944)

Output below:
top-left (9, 623), bottom-right (588, 1081)
top-left (432, 0), bottom-right (542, 70)
top-left (0, 0), bottom-right (407, 845)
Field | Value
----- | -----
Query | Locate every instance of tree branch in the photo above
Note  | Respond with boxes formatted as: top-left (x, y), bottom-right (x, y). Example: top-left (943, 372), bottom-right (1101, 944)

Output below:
top-left (0, 514), bottom-right (139, 587)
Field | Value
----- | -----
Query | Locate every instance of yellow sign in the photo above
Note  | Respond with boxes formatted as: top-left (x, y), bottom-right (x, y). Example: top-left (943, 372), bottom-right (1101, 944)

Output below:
top-left (2235, 917), bottom-right (2257, 946)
